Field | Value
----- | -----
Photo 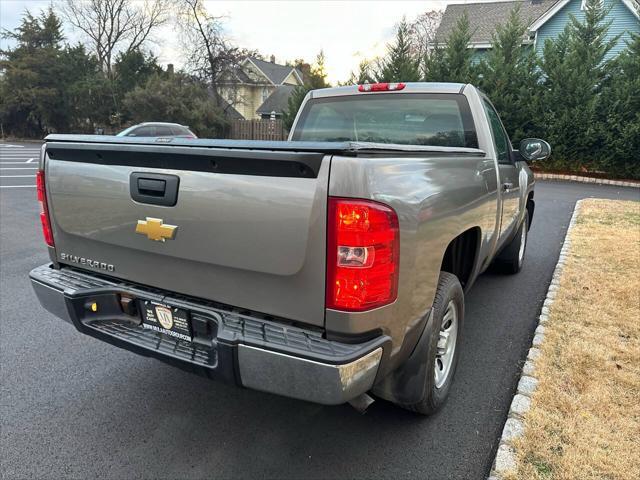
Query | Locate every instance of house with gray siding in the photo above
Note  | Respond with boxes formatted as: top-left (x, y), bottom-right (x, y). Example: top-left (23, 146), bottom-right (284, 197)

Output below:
top-left (435, 0), bottom-right (639, 62)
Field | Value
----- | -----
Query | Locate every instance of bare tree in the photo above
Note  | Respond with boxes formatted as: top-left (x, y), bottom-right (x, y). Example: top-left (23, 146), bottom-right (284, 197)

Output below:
top-left (176, 0), bottom-right (251, 110)
top-left (408, 10), bottom-right (444, 60)
top-left (62, 0), bottom-right (170, 76)
top-left (177, 0), bottom-right (240, 83)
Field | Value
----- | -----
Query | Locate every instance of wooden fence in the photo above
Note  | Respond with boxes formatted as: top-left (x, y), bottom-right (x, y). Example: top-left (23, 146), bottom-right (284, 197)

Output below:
top-left (227, 119), bottom-right (286, 141)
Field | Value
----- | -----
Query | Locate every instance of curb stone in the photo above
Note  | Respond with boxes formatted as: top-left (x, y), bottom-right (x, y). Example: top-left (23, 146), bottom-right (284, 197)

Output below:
top-left (488, 199), bottom-right (584, 479)
top-left (535, 173), bottom-right (639, 188)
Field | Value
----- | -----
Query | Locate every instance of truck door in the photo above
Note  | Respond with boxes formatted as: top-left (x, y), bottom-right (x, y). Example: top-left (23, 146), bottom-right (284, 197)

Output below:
top-left (481, 98), bottom-right (520, 240)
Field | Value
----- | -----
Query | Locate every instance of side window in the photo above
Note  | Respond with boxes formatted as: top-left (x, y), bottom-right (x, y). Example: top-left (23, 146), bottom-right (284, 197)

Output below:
top-left (132, 126), bottom-right (155, 137)
top-left (482, 99), bottom-right (510, 164)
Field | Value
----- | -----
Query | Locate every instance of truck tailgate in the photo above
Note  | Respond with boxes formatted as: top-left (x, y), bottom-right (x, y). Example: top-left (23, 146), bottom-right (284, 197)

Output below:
top-left (44, 141), bottom-right (330, 327)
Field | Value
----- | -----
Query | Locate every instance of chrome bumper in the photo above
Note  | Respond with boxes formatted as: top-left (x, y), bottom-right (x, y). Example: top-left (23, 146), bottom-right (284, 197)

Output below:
top-left (238, 345), bottom-right (382, 404)
top-left (30, 264), bottom-right (386, 405)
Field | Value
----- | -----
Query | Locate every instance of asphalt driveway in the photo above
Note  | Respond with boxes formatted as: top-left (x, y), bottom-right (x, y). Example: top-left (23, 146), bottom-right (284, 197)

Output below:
top-left (1, 143), bottom-right (638, 479)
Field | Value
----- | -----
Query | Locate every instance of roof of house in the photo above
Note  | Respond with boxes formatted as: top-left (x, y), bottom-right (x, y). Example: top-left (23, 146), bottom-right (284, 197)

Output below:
top-left (247, 57), bottom-right (302, 85)
top-left (256, 85), bottom-right (296, 115)
top-left (209, 88), bottom-right (244, 120)
top-left (435, 0), bottom-right (558, 45)
top-left (529, 0), bottom-right (639, 31)
top-left (221, 101), bottom-right (244, 120)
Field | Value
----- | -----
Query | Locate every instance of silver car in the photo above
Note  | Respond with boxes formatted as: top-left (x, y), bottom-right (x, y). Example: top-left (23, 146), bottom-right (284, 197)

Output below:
top-left (117, 122), bottom-right (197, 139)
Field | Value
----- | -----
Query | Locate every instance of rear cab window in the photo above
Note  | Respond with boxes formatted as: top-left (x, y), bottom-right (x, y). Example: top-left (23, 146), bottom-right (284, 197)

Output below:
top-left (292, 93), bottom-right (478, 148)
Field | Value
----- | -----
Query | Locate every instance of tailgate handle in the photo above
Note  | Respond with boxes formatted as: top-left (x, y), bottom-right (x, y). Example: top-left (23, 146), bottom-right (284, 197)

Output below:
top-left (138, 178), bottom-right (166, 196)
top-left (130, 173), bottom-right (179, 207)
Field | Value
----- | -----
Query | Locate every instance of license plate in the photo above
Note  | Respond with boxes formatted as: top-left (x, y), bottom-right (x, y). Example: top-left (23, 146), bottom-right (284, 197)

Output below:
top-left (140, 300), bottom-right (192, 342)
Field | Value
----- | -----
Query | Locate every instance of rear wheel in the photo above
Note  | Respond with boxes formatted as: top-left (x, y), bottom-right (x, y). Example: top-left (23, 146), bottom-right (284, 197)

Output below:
top-left (403, 271), bottom-right (464, 415)
top-left (496, 211), bottom-right (529, 274)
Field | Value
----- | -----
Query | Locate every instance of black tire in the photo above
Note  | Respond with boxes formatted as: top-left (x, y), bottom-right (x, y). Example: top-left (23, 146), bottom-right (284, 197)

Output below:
top-left (496, 211), bottom-right (529, 274)
top-left (403, 271), bottom-right (464, 415)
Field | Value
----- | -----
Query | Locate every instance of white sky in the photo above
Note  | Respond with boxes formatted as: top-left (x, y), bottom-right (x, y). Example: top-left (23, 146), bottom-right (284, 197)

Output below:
top-left (0, 0), bottom-right (496, 83)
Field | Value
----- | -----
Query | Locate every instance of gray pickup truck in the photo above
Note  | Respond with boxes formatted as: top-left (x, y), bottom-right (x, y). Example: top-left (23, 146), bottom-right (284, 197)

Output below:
top-left (30, 82), bottom-right (550, 414)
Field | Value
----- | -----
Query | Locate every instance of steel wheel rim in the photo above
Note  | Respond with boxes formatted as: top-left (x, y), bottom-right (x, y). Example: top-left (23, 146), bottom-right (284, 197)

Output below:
top-left (518, 220), bottom-right (527, 266)
top-left (434, 300), bottom-right (458, 389)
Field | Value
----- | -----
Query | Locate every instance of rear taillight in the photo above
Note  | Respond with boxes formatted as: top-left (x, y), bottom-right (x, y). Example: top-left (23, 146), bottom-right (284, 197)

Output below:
top-left (326, 198), bottom-right (399, 312)
top-left (358, 82), bottom-right (406, 92)
top-left (36, 170), bottom-right (54, 247)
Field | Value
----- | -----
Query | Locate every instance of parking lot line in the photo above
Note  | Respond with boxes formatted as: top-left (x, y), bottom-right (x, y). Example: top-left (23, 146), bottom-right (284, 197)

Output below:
top-left (0, 167), bottom-right (38, 170)
top-left (1, 175), bottom-right (36, 178)
top-left (0, 162), bottom-right (34, 164)
top-left (0, 150), bottom-right (40, 152)
top-left (0, 185), bottom-right (36, 188)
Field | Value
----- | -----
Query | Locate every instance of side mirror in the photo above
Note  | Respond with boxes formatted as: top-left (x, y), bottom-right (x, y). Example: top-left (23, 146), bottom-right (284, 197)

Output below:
top-left (519, 138), bottom-right (551, 162)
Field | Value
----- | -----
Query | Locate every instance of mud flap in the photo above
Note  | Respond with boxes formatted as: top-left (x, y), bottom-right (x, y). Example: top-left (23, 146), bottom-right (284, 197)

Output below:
top-left (371, 308), bottom-right (435, 405)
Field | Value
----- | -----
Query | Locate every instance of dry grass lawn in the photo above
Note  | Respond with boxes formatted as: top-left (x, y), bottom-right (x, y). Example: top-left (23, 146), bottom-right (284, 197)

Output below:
top-left (510, 199), bottom-right (640, 480)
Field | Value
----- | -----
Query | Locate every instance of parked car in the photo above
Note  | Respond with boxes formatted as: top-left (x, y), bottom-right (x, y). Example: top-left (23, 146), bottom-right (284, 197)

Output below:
top-left (116, 122), bottom-right (197, 139)
top-left (31, 82), bottom-right (550, 415)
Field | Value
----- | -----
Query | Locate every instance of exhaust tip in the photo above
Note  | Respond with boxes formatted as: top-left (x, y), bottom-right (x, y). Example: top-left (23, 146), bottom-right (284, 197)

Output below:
top-left (348, 393), bottom-right (375, 414)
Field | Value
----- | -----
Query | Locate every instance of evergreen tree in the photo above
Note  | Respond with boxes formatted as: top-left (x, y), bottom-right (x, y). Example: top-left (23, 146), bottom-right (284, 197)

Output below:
top-left (62, 43), bottom-right (113, 131)
top-left (123, 73), bottom-right (227, 137)
top-left (114, 49), bottom-right (162, 96)
top-left (477, 7), bottom-right (542, 143)
top-left (345, 60), bottom-right (375, 85)
top-left (308, 50), bottom-right (330, 89)
top-left (0, 8), bottom-right (69, 136)
top-left (283, 51), bottom-right (331, 130)
top-left (424, 12), bottom-right (476, 83)
top-left (282, 86), bottom-right (309, 131)
top-left (113, 49), bottom-right (163, 122)
top-left (598, 32), bottom-right (640, 178)
top-left (539, 0), bottom-right (619, 172)
top-left (378, 18), bottom-right (421, 82)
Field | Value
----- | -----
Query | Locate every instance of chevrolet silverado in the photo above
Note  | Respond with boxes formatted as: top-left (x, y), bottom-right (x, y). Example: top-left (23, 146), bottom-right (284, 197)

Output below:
top-left (30, 82), bottom-right (550, 414)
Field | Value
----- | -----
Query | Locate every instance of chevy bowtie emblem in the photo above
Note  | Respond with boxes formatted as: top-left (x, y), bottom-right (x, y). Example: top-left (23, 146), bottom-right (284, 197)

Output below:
top-left (135, 217), bottom-right (177, 242)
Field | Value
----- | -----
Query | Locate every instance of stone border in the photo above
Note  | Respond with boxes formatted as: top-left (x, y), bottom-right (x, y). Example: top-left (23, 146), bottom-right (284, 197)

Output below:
top-left (488, 199), bottom-right (584, 479)
top-left (535, 172), bottom-right (639, 188)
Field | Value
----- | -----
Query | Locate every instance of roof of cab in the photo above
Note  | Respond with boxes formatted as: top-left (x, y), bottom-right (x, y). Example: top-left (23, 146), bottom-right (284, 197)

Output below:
top-left (309, 82), bottom-right (468, 99)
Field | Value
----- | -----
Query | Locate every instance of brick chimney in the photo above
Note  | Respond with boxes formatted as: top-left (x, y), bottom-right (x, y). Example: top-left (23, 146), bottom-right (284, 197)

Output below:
top-left (167, 63), bottom-right (174, 75)
top-left (270, 55), bottom-right (276, 63)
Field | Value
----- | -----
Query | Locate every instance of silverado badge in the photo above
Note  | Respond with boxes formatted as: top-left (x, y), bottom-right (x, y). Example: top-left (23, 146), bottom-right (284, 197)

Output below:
top-left (135, 217), bottom-right (177, 242)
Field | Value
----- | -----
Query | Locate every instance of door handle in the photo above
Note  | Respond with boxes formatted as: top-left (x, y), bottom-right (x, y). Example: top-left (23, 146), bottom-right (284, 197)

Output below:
top-left (502, 182), bottom-right (514, 191)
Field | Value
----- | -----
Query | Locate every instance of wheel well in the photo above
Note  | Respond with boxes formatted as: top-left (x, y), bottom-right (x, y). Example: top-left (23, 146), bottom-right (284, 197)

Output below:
top-left (440, 227), bottom-right (481, 289)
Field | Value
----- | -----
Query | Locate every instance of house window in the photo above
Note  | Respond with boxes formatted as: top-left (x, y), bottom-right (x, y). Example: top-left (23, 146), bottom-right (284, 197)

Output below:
top-left (581, 0), bottom-right (604, 10)
top-left (262, 87), bottom-right (270, 102)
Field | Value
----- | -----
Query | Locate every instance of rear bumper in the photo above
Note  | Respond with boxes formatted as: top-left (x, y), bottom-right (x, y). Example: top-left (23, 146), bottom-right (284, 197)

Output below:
top-left (30, 264), bottom-right (387, 405)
